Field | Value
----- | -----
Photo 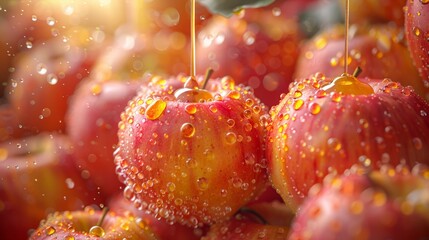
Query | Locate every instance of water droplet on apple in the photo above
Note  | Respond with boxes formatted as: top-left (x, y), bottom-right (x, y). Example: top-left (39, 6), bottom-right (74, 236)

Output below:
top-left (167, 182), bottom-right (176, 192)
top-left (309, 102), bottom-right (321, 115)
top-left (413, 27), bottom-right (421, 36)
top-left (31, 15), bottom-right (37, 21)
top-left (225, 132), bottom-right (237, 144)
top-left (47, 73), bottom-right (58, 85)
top-left (46, 226), bottom-right (56, 236)
top-left (181, 123), bottom-right (195, 138)
top-left (327, 138), bottom-right (341, 151)
top-left (293, 99), bottom-right (304, 110)
top-left (197, 177), bottom-right (209, 190)
top-left (37, 63), bottom-right (48, 75)
top-left (227, 90), bottom-right (241, 100)
top-left (227, 119), bottom-right (235, 128)
top-left (185, 104), bottom-right (197, 114)
top-left (413, 137), bottom-right (423, 150)
top-left (145, 99), bottom-right (167, 120)
top-left (65, 235), bottom-right (75, 240)
top-left (89, 226), bottom-right (105, 237)
top-left (46, 17), bottom-right (56, 26)
top-left (26, 41), bottom-right (33, 49)
top-left (272, 7), bottom-right (281, 16)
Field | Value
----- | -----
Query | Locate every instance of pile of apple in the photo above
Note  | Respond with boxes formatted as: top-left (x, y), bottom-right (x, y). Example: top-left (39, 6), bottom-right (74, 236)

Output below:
top-left (1, 0), bottom-right (429, 239)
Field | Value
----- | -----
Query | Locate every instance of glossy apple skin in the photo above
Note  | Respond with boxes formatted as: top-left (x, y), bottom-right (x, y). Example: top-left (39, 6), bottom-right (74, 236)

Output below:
top-left (66, 78), bottom-right (146, 197)
top-left (29, 206), bottom-right (158, 240)
top-left (294, 24), bottom-right (428, 100)
top-left (6, 38), bottom-right (102, 134)
top-left (115, 76), bottom-right (269, 227)
top-left (109, 194), bottom-right (206, 240)
top-left (405, 0), bottom-right (429, 89)
top-left (0, 133), bottom-right (105, 240)
top-left (267, 74), bottom-right (429, 211)
top-left (338, 0), bottom-right (406, 25)
top-left (202, 202), bottom-right (291, 240)
top-left (196, 10), bottom-right (301, 107)
top-left (289, 164), bottom-right (429, 239)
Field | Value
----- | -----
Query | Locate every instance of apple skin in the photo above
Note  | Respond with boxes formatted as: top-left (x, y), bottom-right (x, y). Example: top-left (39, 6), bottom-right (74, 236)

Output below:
top-left (338, 0), bottom-right (406, 26)
top-left (288, 164), bottom-right (429, 239)
top-left (196, 10), bottom-right (302, 107)
top-left (115, 76), bottom-right (269, 227)
top-left (267, 73), bottom-right (429, 211)
top-left (0, 133), bottom-right (105, 240)
top-left (5, 37), bottom-right (103, 134)
top-left (202, 201), bottom-right (292, 240)
top-left (66, 78), bottom-right (146, 197)
top-left (405, 0), bottom-right (429, 91)
top-left (29, 206), bottom-right (158, 240)
top-left (109, 194), bottom-right (206, 240)
top-left (294, 24), bottom-right (428, 100)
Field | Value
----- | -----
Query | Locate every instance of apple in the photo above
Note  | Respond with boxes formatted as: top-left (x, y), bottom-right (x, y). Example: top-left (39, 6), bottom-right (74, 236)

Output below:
top-left (66, 77), bottom-right (147, 197)
top-left (29, 206), bottom-right (158, 240)
top-left (202, 201), bottom-right (292, 240)
top-left (405, 0), bottom-right (429, 90)
top-left (0, 133), bottom-right (105, 240)
top-left (288, 163), bottom-right (429, 239)
top-left (338, 0), bottom-right (406, 26)
top-left (294, 24), bottom-right (428, 100)
top-left (115, 75), bottom-right (269, 227)
top-left (109, 194), bottom-right (206, 240)
top-left (196, 9), bottom-right (302, 107)
top-left (267, 72), bottom-right (429, 211)
top-left (6, 36), bottom-right (104, 134)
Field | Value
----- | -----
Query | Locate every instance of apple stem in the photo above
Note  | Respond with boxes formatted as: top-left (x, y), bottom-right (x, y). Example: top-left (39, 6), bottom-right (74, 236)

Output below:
top-left (97, 207), bottom-right (110, 227)
top-left (352, 66), bottom-right (362, 78)
top-left (237, 207), bottom-right (268, 225)
top-left (344, 0), bottom-right (350, 75)
top-left (190, 0), bottom-right (196, 78)
top-left (202, 68), bottom-right (214, 89)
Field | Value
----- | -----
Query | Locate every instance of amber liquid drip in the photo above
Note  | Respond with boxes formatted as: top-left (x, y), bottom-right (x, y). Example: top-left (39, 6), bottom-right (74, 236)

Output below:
top-left (190, 0), bottom-right (196, 78)
top-left (344, 0), bottom-right (350, 74)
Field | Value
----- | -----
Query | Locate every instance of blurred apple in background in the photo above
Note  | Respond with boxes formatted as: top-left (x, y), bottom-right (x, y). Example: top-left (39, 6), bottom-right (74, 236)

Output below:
top-left (196, 8), bottom-right (302, 107)
top-left (5, 34), bottom-right (106, 135)
top-left (66, 77), bottom-right (146, 197)
top-left (338, 0), bottom-right (406, 26)
top-left (294, 24), bottom-right (428, 100)
top-left (0, 133), bottom-right (105, 240)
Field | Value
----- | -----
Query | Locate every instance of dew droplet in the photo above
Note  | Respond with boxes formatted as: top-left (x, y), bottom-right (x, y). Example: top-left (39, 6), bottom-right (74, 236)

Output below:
top-left (197, 177), bottom-right (209, 190)
top-left (37, 63), bottom-right (47, 75)
top-left (413, 27), bottom-right (421, 36)
top-left (227, 119), bottom-right (235, 128)
top-left (309, 102), bottom-right (321, 115)
top-left (145, 99), bottom-right (167, 120)
top-left (181, 123), bottom-right (195, 138)
top-left (46, 226), bottom-right (56, 236)
top-left (31, 15), bottom-right (37, 21)
top-left (185, 104), bottom-right (197, 114)
top-left (327, 138), bottom-right (342, 151)
top-left (47, 73), bottom-right (58, 85)
top-left (225, 132), bottom-right (237, 144)
top-left (293, 99), bottom-right (304, 110)
top-left (26, 41), bottom-right (33, 49)
top-left (46, 17), bottom-right (56, 26)
top-left (421, 0), bottom-right (429, 4)
top-left (227, 90), bottom-right (241, 100)
top-left (413, 137), bottom-right (423, 150)
top-left (89, 226), bottom-right (105, 237)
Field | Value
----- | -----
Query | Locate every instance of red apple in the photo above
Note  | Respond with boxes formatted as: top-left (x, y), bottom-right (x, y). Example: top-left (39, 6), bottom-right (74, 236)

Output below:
top-left (288, 164), bottom-right (429, 239)
top-left (115, 75), bottom-right (269, 227)
top-left (109, 194), bottom-right (206, 240)
top-left (338, 0), bottom-right (406, 26)
top-left (29, 206), bottom-right (158, 240)
top-left (0, 133), bottom-right (105, 240)
top-left (6, 36), bottom-right (104, 134)
top-left (202, 201), bottom-right (292, 240)
top-left (196, 9), bottom-right (302, 107)
top-left (267, 73), bottom-right (429, 211)
top-left (66, 78), bottom-right (147, 197)
top-left (405, 0), bottom-right (429, 91)
top-left (294, 24), bottom-right (428, 100)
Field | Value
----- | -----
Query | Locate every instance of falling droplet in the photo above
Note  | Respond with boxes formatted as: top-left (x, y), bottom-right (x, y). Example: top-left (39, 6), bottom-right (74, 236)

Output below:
top-left (181, 123), bottom-right (195, 138)
top-left (145, 99), bottom-right (167, 120)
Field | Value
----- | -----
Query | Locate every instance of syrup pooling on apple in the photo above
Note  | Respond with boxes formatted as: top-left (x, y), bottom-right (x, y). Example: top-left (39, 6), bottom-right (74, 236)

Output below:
top-left (115, 74), bottom-right (269, 227)
top-left (321, 73), bottom-right (374, 95)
